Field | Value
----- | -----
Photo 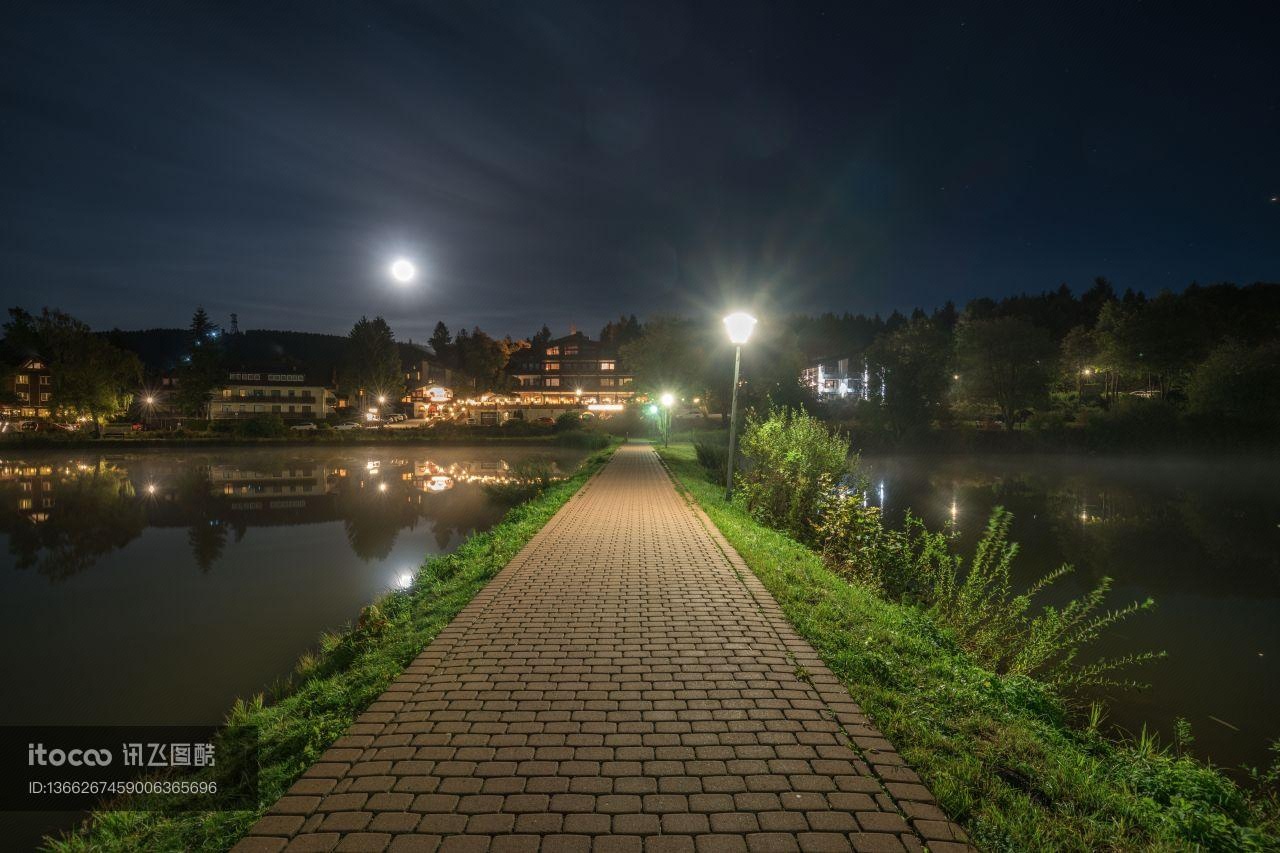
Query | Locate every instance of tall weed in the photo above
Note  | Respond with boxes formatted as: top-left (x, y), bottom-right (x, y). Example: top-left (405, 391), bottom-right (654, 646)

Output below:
top-left (815, 492), bottom-right (1163, 694)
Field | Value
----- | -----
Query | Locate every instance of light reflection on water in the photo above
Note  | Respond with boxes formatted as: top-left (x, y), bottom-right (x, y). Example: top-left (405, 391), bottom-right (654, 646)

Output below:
top-left (0, 445), bottom-right (589, 848)
top-left (860, 453), bottom-right (1280, 772)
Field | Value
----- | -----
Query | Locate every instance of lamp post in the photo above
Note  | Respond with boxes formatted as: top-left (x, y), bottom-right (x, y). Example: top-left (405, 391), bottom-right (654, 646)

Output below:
top-left (722, 312), bottom-right (757, 500)
top-left (660, 392), bottom-right (674, 447)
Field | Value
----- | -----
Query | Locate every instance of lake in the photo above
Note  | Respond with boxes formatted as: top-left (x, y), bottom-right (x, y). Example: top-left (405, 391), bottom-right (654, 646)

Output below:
top-left (860, 453), bottom-right (1279, 774)
top-left (0, 444), bottom-right (590, 848)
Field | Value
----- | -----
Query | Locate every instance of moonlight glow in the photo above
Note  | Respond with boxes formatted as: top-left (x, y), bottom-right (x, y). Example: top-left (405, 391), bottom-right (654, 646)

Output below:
top-left (389, 258), bottom-right (417, 283)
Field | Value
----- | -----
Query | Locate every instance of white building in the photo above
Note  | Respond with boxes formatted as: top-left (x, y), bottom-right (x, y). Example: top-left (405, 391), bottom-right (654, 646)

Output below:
top-left (801, 357), bottom-right (870, 400)
top-left (211, 370), bottom-right (336, 421)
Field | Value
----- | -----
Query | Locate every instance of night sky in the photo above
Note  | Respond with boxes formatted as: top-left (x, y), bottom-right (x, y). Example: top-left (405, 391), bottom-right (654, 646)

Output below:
top-left (2, 1), bottom-right (1277, 341)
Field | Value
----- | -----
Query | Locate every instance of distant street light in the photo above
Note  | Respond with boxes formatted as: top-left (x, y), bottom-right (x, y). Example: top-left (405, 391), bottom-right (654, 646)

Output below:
top-left (722, 312), bottom-right (757, 500)
top-left (660, 393), bottom-right (675, 446)
top-left (389, 258), bottom-right (417, 283)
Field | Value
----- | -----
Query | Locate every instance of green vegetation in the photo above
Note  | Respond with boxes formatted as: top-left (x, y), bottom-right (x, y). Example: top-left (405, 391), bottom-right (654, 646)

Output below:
top-left (736, 405), bottom-right (850, 543)
top-left (660, 438), bottom-right (1280, 850)
top-left (482, 454), bottom-right (564, 504)
top-left (45, 444), bottom-right (618, 852)
top-left (4, 307), bottom-right (142, 433)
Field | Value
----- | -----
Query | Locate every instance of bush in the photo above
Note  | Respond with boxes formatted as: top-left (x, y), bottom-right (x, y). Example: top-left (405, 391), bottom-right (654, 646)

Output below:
top-left (483, 455), bottom-right (562, 503)
top-left (554, 411), bottom-right (582, 432)
top-left (736, 406), bottom-right (851, 543)
top-left (498, 418), bottom-right (549, 436)
top-left (815, 499), bottom-right (957, 604)
top-left (553, 429), bottom-right (611, 449)
top-left (233, 414), bottom-right (288, 438)
top-left (599, 407), bottom-right (644, 436)
top-left (693, 437), bottom-right (728, 480)
top-left (1081, 397), bottom-right (1182, 449)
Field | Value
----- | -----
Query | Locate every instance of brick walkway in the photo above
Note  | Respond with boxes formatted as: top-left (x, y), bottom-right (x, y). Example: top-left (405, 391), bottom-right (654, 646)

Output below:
top-left (236, 444), bottom-right (971, 853)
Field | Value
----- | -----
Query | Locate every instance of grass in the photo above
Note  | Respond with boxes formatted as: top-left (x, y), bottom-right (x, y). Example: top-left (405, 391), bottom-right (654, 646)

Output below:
top-left (44, 442), bottom-right (619, 852)
top-left (658, 442), bottom-right (1279, 852)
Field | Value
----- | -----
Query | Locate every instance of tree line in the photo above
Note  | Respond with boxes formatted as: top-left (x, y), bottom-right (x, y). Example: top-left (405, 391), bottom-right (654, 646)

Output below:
top-left (619, 280), bottom-right (1280, 444)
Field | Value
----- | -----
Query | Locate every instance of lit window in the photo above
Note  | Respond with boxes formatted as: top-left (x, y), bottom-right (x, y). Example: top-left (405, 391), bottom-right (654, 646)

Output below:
top-left (545, 346), bottom-right (560, 356)
top-left (600, 361), bottom-right (615, 371)
top-left (15, 375), bottom-right (29, 385)
top-left (601, 377), bottom-right (615, 387)
top-left (39, 376), bottom-right (50, 385)
top-left (543, 361), bottom-right (560, 371)
top-left (545, 377), bottom-right (561, 387)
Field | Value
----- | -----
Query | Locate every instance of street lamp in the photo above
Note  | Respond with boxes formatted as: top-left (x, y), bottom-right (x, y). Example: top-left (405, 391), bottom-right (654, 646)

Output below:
top-left (659, 392), bottom-right (675, 447)
top-left (722, 312), bottom-right (756, 500)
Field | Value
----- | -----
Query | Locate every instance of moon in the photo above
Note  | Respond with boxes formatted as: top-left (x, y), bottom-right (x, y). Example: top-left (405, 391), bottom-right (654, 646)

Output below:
top-left (389, 258), bottom-right (417, 283)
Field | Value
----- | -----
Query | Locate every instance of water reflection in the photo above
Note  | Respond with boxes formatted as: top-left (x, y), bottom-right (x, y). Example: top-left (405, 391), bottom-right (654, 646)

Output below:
top-left (0, 451), bottom-right (580, 581)
top-left (862, 454), bottom-right (1280, 770)
top-left (0, 446), bottom-right (588, 851)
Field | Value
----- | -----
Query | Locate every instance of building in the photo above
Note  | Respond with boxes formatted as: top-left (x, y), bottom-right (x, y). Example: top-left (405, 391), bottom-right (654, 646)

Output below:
top-left (801, 357), bottom-right (870, 400)
top-left (506, 331), bottom-right (635, 411)
top-left (402, 357), bottom-right (460, 419)
top-left (3, 357), bottom-right (53, 419)
top-left (210, 369), bottom-right (336, 421)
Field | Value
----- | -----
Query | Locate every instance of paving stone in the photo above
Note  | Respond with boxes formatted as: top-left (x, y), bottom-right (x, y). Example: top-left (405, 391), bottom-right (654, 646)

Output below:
top-left (247, 445), bottom-right (963, 852)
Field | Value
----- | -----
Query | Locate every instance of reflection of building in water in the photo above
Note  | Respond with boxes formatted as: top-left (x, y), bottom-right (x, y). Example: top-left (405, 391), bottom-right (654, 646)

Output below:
top-left (209, 464), bottom-right (331, 497)
top-left (0, 461), bottom-right (59, 521)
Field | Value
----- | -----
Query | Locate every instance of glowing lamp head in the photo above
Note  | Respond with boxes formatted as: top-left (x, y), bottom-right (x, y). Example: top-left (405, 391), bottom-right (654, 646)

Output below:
top-left (660, 393), bottom-right (675, 407)
top-left (647, 405), bottom-right (658, 416)
top-left (723, 312), bottom-right (757, 345)
top-left (144, 396), bottom-right (155, 405)
top-left (389, 258), bottom-right (417, 283)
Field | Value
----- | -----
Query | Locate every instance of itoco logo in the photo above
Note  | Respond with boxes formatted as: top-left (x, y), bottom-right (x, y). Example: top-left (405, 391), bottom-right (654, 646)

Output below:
top-left (28, 743), bottom-right (113, 766)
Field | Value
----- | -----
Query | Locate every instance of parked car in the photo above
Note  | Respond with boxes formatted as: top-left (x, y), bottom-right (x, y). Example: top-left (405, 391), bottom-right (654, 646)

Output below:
top-left (290, 422), bottom-right (318, 431)
top-left (333, 422), bottom-right (361, 431)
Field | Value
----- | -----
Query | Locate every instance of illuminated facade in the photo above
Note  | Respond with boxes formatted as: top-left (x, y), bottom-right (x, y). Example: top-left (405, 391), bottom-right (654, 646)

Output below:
top-left (506, 332), bottom-right (634, 406)
top-left (211, 369), bottom-right (336, 420)
top-left (3, 357), bottom-right (53, 419)
top-left (801, 357), bottom-right (869, 400)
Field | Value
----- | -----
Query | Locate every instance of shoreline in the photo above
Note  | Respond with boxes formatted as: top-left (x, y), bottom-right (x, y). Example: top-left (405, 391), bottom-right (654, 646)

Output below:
top-left (44, 442), bottom-right (620, 852)
top-left (656, 441), bottom-right (1279, 850)
top-left (0, 431), bottom-right (612, 452)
